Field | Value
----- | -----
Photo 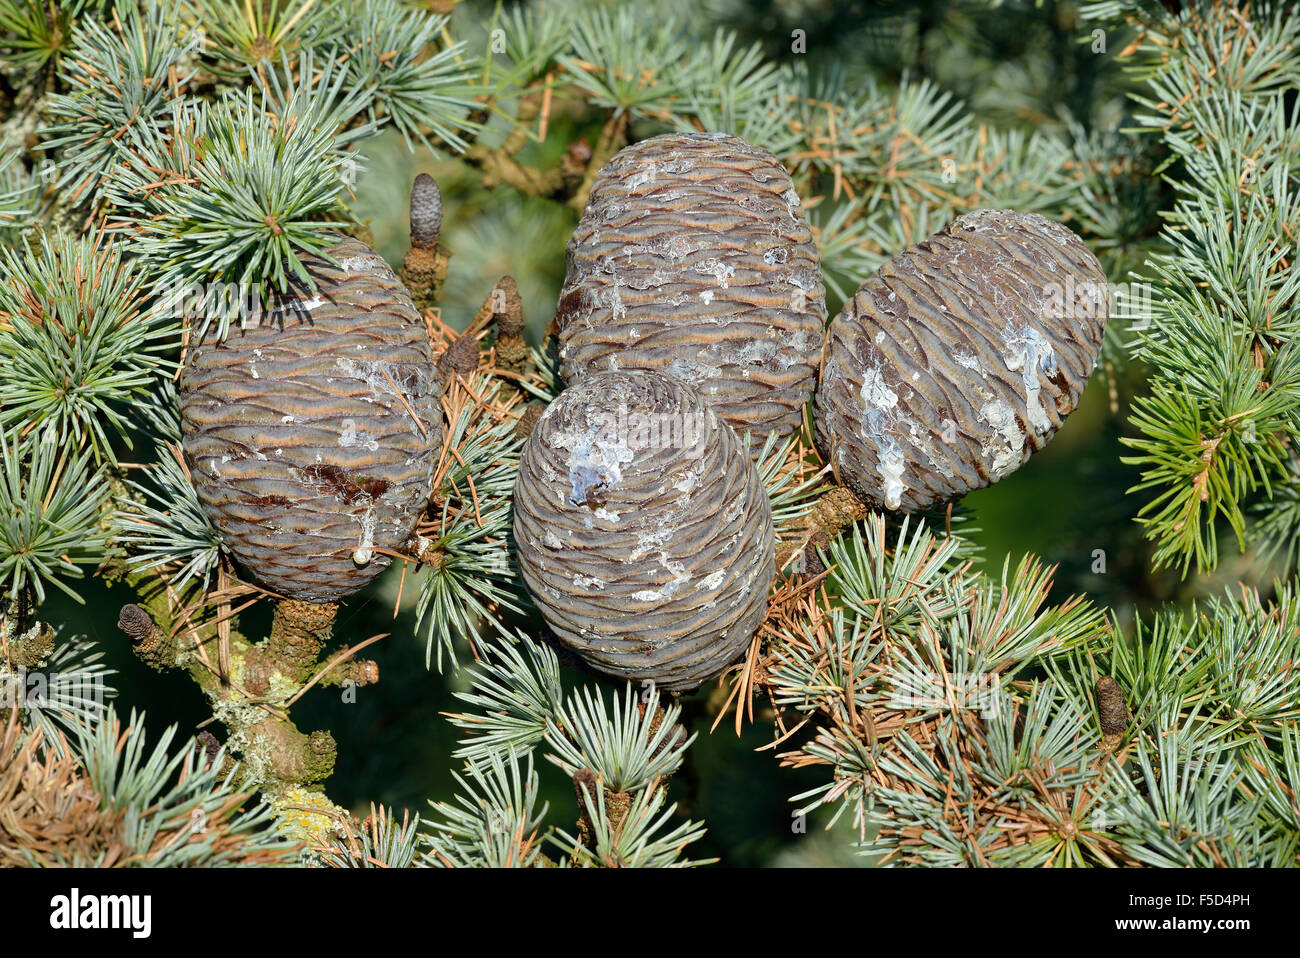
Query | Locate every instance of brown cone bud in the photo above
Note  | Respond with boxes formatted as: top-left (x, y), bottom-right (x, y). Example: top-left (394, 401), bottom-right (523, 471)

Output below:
top-left (493, 276), bottom-right (524, 337)
top-left (1096, 675), bottom-right (1130, 735)
top-left (437, 333), bottom-right (480, 379)
top-left (514, 403), bottom-right (543, 441)
top-left (410, 173), bottom-right (443, 250)
top-left (117, 604), bottom-right (156, 644)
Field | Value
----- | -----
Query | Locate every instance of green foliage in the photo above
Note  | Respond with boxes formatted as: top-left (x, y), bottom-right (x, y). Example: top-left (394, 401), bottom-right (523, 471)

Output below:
top-left (4, 0), bottom-right (1300, 870)
top-left (316, 805), bottom-right (423, 868)
top-left (755, 431), bottom-right (821, 538)
top-left (447, 634), bottom-right (563, 763)
top-left (0, 0), bottom-right (98, 77)
top-left (0, 431), bottom-right (111, 604)
top-left (72, 709), bottom-right (295, 867)
top-left (1087, 0), bottom-right (1300, 576)
top-left (557, 8), bottom-right (692, 119)
top-left (486, 1), bottom-right (573, 87)
top-left (0, 229), bottom-right (171, 460)
top-left (40, 0), bottom-right (197, 205)
top-left (861, 684), bottom-right (1115, 867)
top-left (433, 633), bottom-right (710, 867)
top-left (105, 89), bottom-right (358, 337)
top-left (669, 32), bottom-right (793, 153)
top-left (422, 750), bottom-right (549, 868)
top-left (185, 0), bottom-right (338, 78)
top-left (414, 374), bottom-right (527, 670)
top-left (544, 685), bottom-right (693, 792)
top-left (1249, 461), bottom-right (1300, 570)
top-left (115, 443), bottom-right (223, 591)
top-left (2, 633), bottom-right (116, 743)
top-left (0, 147), bottom-right (39, 239)
top-left (1108, 714), bottom-right (1285, 867)
top-left (773, 514), bottom-right (1113, 853)
top-left (333, 2), bottom-right (477, 152)
top-left (188, 0), bottom-right (479, 151)
top-left (551, 781), bottom-right (712, 868)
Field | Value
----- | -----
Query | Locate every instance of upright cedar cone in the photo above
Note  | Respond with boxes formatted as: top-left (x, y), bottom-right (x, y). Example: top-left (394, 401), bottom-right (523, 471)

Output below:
top-left (816, 209), bottom-right (1109, 512)
top-left (554, 131), bottom-right (827, 447)
top-left (409, 172), bottom-right (443, 250)
top-left (513, 370), bottom-right (774, 691)
top-left (180, 235), bottom-right (442, 602)
top-left (1095, 676), bottom-right (1131, 736)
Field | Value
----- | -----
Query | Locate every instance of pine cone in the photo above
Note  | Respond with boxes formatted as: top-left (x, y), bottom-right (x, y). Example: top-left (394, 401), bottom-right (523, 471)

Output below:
top-left (513, 370), bottom-right (774, 691)
top-left (554, 132), bottom-right (827, 448)
top-left (816, 209), bottom-right (1109, 512)
top-left (180, 235), bottom-right (442, 602)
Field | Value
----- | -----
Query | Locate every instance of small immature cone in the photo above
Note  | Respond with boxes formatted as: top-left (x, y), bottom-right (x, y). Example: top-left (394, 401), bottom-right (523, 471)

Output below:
top-left (403, 173), bottom-right (449, 312)
top-left (194, 730), bottom-right (239, 780)
top-left (409, 173), bottom-right (443, 250)
top-left (1096, 675), bottom-right (1130, 740)
top-left (492, 276), bottom-right (529, 372)
top-left (513, 403), bottom-right (544, 441)
top-left (493, 276), bottom-right (524, 337)
top-left (118, 603), bottom-right (174, 670)
top-left (195, 730), bottom-right (223, 766)
top-left (437, 332), bottom-right (480, 380)
top-left (117, 603), bottom-right (156, 643)
top-left (573, 768), bottom-right (599, 847)
top-left (816, 209), bottom-right (1109, 512)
